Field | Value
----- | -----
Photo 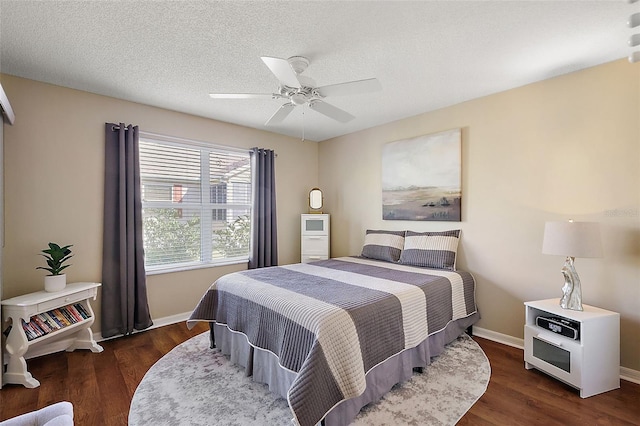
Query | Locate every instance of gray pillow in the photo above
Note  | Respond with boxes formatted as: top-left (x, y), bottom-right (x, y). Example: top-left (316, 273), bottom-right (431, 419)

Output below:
top-left (360, 230), bottom-right (405, 262)
top-left (400, 230), bottom-right (460, 270)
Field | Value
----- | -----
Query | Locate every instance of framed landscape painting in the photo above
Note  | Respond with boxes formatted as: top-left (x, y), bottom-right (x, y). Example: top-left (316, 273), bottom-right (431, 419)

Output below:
top-left (382, 128), bottom-right (461, 221)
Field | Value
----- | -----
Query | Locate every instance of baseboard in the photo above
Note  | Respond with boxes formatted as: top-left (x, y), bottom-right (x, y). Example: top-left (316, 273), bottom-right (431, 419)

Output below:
top-left (93, 311), bottom-right (193, 343)
top-left (471, 326), bottom-right (640, 385)
top-left (620, 367), bottom-right (640, 385)
top-left (472, 326), bottom-right (524, 349)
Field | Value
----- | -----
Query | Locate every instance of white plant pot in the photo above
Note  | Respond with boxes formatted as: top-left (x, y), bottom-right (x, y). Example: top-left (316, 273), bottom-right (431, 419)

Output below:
top-left (44, 274), bottom-right (66, 292)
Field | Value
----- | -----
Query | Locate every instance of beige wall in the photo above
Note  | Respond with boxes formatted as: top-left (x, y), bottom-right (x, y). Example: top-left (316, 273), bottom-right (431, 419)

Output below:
top-left (1, 74), bottom-right (318, 331)
top-left (319, 59), bottom-right (640, 371)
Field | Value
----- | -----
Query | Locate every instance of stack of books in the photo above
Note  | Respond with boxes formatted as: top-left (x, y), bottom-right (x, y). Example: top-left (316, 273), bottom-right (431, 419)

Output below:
top-left (20, 303), bottom-right (91, 341)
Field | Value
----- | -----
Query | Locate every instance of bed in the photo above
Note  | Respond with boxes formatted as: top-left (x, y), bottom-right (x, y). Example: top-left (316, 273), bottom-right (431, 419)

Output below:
top-left (187, 230), bottom-right (479, 426)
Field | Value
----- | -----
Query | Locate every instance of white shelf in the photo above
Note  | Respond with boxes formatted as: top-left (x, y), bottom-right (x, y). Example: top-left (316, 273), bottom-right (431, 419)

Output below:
top-left (1, 282), bottom-right (103, 388)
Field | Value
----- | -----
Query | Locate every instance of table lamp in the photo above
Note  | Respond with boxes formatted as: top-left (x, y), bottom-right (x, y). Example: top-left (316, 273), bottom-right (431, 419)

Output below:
top-left (542, 220), bottom-right (603, 311)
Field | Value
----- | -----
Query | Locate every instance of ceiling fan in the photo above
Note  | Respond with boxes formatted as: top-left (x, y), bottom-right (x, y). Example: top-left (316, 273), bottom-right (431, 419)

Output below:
top-left (209, 56), bottom-right (382, 126)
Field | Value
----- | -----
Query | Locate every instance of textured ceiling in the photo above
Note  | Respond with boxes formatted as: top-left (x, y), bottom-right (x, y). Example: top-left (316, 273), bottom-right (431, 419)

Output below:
top-left (0, 1), bottom-right (634, 142)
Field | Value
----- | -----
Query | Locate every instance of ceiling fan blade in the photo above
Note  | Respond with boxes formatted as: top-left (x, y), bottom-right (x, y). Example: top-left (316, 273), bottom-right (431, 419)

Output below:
top-left (261, 56), bottom-right (301, 88)
top-left (265, 103), bottom-right (296, 126)
top-left (315, 78), bottom-right (381, 98)
top-left (209, 93), bottom-right (281, 100)
top-left (309, 100), bottom-right (355, 123)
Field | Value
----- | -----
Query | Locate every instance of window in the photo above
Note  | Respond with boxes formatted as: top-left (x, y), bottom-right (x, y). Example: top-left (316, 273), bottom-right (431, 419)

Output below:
top-left (139, 137), bottom-right (251, 272)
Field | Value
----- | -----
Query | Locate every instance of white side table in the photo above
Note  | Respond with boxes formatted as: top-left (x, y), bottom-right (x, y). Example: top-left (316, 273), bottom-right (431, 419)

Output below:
top-left (524, 299), bottom-right (620, 397)
top-left (1, 282), bottom-right (103, 388)
top-left (301, 214), bottom-right (330, 263)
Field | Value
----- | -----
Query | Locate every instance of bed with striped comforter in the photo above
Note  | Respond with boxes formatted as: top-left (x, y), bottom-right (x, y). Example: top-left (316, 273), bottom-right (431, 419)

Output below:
top-left (188, 256), bottom-right (478, 426)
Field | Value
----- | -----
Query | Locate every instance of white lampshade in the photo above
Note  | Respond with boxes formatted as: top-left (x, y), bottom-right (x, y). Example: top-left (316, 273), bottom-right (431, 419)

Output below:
top-left (542, 221), bottom-right (603, 258)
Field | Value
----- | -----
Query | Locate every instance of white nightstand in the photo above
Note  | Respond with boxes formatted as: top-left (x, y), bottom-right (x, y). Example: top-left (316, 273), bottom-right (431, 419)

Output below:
top-left (524, 299), bottom-right (620, 398)
top-left (1, 282), bottom-right (103, 388)
top-left (301, 214), bottom-right (330, 263)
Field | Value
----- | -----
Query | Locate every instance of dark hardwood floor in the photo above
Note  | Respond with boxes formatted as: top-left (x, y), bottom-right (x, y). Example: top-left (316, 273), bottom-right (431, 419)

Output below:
top-left (1, 323), bottom-right (638, 425)
top-left (0, 322), bottom-right (209, 425)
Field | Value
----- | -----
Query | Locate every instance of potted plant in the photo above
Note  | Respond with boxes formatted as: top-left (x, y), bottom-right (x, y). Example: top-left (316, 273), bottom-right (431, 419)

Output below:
top-left (37, 242), bottom-right (73, 292)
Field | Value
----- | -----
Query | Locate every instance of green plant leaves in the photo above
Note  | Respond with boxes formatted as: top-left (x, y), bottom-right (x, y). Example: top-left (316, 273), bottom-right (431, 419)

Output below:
top-left (36, 242), bottom-right (73, 275)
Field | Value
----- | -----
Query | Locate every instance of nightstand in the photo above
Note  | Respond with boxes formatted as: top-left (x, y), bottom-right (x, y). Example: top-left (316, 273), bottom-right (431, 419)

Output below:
top-left (524, 299), bottom-right (620, 397)
top-left (301, 214), bottom-right (330, 263)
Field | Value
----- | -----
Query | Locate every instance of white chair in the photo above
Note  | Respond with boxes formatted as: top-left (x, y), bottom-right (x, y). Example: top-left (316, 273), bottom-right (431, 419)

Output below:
top-left (0, 401), bottom-right (73, 426)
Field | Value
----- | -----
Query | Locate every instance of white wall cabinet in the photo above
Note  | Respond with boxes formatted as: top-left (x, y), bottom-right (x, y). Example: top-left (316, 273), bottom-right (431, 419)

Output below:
top-left (524, 299), bottom-right (619, 398)
top-left (301, 214), bottom-right (330, 263)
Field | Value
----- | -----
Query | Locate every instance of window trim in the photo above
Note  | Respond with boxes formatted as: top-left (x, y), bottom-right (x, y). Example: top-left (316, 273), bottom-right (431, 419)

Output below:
top-left (145, 256), bottom-right (249, 276)
top-left (139, 132), bottom-right (252, 274)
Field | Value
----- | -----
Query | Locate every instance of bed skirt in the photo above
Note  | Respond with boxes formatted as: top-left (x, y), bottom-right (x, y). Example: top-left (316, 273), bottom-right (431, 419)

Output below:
top-left (210, 311), bottom-right (480, 426)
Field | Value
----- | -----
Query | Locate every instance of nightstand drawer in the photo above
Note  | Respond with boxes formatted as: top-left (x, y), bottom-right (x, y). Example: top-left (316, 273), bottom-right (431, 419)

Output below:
top-left (302, 254), bottom-right (328, 263)
top-left (301, 214), bottom-right (329, 236)
top-left (302, 236), bottom-right (328, 253)
top-left (524, 325), bottom-right (582, 387)
top-left (37, 289), bottom-right (91, 313)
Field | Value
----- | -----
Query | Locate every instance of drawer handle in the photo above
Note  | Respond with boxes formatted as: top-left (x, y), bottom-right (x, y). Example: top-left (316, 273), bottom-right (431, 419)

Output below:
top-left (536, 333), bottom-right (563, 347)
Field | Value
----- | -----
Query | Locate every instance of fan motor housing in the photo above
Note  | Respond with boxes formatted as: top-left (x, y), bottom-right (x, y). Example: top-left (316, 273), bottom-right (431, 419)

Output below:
top-left (282, 86), bottom-right (315, 104)
top-left (290, 93), bottom-right (308, 105)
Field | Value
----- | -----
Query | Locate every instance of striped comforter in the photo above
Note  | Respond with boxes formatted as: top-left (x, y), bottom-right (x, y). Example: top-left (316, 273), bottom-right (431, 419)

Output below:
top-left (188, 257), bottom-right (477, 426)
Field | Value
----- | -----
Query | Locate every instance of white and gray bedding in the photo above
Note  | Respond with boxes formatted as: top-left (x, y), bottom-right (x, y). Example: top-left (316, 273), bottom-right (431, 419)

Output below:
top-left (188, 256), bottom-right (478, 426)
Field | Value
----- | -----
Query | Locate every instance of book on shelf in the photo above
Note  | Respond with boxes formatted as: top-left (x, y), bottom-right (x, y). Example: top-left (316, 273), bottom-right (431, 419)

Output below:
top-left (21, 320), bottom-right (39, 340)
top-left (74, 303), bottom-right (90, 319)
top-left (19, 303), bottom-right (92, 341)
top-left (67, 305), bottom-right (83, 322)
top-left (41, 312), bottom-right (62, 330)
top-left (43, 310), bottom-right (64, 328)
top-left (32, 316), bottom-right (51, 333)
top-left (58, 308), bottom-right (75, 325)
top-left (52, 308), bottom-right (72, 326)
top-left (29, 320), bottom-right (44, 337)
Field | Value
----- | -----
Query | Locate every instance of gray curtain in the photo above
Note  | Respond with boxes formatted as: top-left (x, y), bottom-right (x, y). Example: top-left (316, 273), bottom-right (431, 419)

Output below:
top-left (101, 123), bottom-right (152, 338)
top-left (249, 147), bottom-right (278, 269)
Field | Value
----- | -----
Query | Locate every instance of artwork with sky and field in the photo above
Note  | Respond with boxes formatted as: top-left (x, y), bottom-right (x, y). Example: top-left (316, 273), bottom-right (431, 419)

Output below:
top-left (382, 128), bottom-right (461, 221)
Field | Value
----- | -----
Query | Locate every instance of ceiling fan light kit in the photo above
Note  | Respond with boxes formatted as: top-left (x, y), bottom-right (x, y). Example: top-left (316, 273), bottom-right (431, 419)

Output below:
top-left (209, 55), bottom-right (381, 127)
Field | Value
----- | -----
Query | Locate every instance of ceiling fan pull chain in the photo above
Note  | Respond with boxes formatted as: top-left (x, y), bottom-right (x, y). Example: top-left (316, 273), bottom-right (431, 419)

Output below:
top-left (301, 104), bottom-right (305, 142)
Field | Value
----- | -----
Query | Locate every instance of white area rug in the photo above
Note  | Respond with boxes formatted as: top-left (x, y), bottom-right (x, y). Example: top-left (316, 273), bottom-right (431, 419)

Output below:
top-left (129, 331), bottom-right (490, 426)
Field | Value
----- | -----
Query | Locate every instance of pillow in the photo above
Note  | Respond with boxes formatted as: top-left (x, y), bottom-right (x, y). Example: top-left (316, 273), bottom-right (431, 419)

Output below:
top-left (400, 229), bottom-right (460, 270)
top-left (360, 230), bottom-right (405, 262)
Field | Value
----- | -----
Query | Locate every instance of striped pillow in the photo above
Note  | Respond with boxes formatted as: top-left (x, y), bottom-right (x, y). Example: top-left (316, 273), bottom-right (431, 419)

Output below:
top-left (360, 230), bottom-right (405, 262)
top-left (400, 230), bottom-right (461, 270)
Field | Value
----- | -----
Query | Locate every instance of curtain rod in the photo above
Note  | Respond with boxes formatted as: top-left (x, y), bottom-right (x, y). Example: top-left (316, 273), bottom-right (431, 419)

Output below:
top-left (110, 125), bottom-right (276, 156)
